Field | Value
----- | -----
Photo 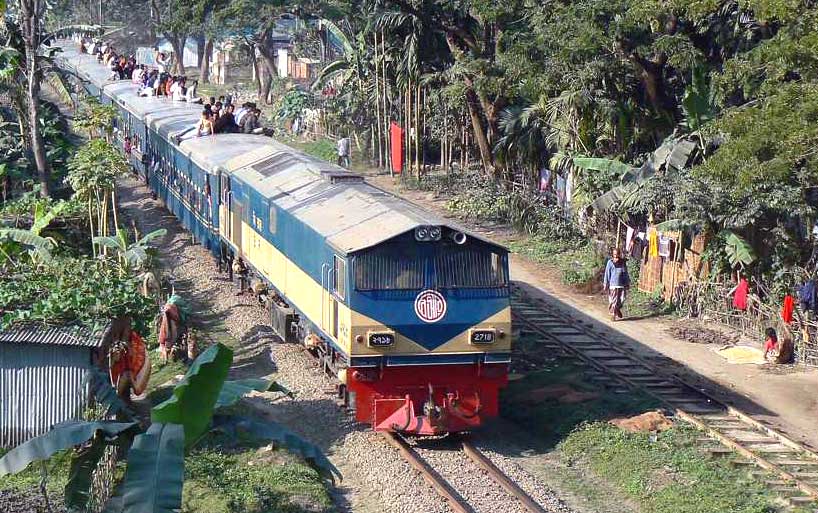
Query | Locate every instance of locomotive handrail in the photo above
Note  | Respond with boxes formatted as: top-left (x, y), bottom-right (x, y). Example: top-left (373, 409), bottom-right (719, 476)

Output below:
top-left (320, 263), bottom-right (329, 333)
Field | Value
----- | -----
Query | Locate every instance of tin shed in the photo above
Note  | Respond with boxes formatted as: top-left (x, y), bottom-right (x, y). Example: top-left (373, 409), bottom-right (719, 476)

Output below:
top-left (0, 324), bottom-right (108, 448)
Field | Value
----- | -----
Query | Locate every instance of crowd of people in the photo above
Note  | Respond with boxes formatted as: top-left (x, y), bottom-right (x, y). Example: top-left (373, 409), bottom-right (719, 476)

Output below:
top-left (78, 38), bottom-right (269, 142)
top-left (175, 97), bottom-right (266, 142)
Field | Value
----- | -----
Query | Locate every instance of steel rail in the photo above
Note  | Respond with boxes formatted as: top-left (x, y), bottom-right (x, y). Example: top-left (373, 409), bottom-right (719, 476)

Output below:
top-left (380, 432), bottom-right (473, 513)
top-left (460, 440), bottom-right (549, 513)
top-left (510, 284), bottom-right (818, 505)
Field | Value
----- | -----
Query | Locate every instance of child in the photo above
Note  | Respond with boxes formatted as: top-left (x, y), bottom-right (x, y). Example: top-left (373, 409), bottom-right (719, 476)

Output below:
top-left (123, 136), bottom-right (132, 156)
top-left (763, 327), bottom-right (779, 362)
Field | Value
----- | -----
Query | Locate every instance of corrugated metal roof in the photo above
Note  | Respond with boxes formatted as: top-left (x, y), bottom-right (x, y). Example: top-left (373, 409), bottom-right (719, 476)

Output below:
top-left (0, 323), bottom-right (108, 348)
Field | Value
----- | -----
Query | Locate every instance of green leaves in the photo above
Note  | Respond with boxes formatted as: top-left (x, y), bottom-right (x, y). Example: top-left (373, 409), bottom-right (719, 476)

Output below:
top-left (212, 416), bottom-right (341, 483)
top-left (0, 421), bottom-right (136, 475)
top-left (64, 434), bottom-right (108, 511)
top-left (572, 157), bottom-right (637, 178)
top-left (723, 230), bottom-right (756, 269)
top-left (117, 423), bottom-right (186, 513)
top-left (151, 343), bottom-right (233, 448)
top-left (67, 139), bottom-right (130, 201)
top-left (215, 378), bottom-right (294, 410)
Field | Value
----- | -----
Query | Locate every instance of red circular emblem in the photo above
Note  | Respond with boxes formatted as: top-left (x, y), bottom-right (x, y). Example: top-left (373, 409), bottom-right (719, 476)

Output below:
top-left (414, 290), bottom-right (447, 323)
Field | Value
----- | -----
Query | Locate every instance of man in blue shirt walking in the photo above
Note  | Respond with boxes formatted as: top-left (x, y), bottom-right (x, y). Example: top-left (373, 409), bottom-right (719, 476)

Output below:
top-left (603, 247), bottom-right (631, 321)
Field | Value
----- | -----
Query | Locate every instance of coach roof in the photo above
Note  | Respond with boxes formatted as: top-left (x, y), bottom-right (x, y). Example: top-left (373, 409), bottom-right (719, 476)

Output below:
top-left (228, 145), bottom-right (502, 255)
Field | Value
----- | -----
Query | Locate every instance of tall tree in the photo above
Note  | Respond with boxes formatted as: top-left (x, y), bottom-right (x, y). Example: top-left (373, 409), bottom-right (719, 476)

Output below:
top-left (16, 0), bottom-right (51, 196)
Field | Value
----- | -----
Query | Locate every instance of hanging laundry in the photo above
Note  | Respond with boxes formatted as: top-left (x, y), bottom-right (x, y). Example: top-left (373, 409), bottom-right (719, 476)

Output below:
top-left (625, 227), bottom-right (635, 253)
top-left (799, 280), bottom-right (817, 314)
top-left (648, 228), bottom-right (659, 258)
top-left (781, 295), bottom-right (795, 324)
top-left (733, 278), bottom-right (749, 310)
top-left (658, 235), bottom-right (672, 258)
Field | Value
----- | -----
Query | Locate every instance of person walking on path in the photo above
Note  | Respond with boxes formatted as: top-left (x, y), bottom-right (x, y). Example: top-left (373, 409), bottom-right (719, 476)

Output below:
top-left (603, 247), bottom-right (630, 321)
top-left (337, 135), bottom-right (351, 168)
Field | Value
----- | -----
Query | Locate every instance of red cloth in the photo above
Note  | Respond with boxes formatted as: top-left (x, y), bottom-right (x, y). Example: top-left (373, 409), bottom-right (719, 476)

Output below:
top-left (390, 122), bottom-right (404, 175)
top-left (781, 295), bottom-right (795, 324)
top-left (733, 278), bottom-right (749, 310)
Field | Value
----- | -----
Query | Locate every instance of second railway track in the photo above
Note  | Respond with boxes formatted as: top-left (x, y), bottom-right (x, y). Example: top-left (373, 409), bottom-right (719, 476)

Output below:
top-left (382, 432), bottom-right (553, 513)
top-left (511, 284), bottom-right (818, 508)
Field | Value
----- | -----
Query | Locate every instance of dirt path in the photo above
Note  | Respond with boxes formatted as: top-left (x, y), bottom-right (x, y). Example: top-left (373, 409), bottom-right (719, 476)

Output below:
top-left (367, 174), bottom-right (818, 451)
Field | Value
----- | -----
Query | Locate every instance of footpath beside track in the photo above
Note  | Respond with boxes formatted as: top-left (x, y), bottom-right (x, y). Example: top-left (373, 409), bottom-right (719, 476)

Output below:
top-left (512, 284), bottom-right (818, 508)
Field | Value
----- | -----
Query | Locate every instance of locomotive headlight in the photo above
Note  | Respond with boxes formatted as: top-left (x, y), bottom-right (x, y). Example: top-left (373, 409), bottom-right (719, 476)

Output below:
top-left (428, 226), bottom-right (442, 241)
top-left (415, 226), bottom-right (429, 241)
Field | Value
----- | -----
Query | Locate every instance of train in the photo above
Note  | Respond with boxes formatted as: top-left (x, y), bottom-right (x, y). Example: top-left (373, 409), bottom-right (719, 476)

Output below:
top-left (57, 42), bottom-right (512, 435)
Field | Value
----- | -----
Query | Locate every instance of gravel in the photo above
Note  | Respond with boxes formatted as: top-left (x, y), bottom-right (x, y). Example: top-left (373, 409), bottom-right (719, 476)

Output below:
top-left (0, 489), bottom-right (64, 513)
top-left (117, 176), bottom-right (573, 513)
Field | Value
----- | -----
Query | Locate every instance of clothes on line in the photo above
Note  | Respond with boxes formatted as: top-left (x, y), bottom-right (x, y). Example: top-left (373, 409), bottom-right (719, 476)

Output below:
top-left (781, 294), bottom-right (795, 324)
top-left (733, 278), bottom-right (749, 310)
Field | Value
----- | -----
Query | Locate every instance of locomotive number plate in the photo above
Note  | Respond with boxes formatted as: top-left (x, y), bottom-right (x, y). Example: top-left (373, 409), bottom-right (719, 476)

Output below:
top-left (368, 333), bottom-right (395, 347)
top-left (470, 330), bottom-right (496, 344)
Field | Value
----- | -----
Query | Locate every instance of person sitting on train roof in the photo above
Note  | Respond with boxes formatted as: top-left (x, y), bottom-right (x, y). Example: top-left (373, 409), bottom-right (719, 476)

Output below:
top-left (175, 110), bottom-right (215, 143)
top-left (108, 57), bottom-right (121, 81)
top-left (132, 64), bottom-right (145, 84)
top-left (185, 80), bottom-right (201, 103)
top-left (240, 108), bottom-right (264, 134)
top-left (213, 104), bottom-right (238, 134)
top-left (212, 102), bottom-right (222, 120)
top-left (170, 77), bottom-right (185, 101)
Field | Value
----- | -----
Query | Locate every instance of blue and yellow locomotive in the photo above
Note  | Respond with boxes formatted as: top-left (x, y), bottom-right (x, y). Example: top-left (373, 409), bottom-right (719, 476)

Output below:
top-left (59, 43), bottom-right (512, 435)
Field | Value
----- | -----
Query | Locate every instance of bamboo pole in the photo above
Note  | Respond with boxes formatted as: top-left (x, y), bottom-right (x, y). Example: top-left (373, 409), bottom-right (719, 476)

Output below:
top-left (374, 31), bottom-right (381, 169)
top-left (406, 80), bottom-right (412, 176)
top-left (88, 198), bottom-right (96, 258)
top-left (382, 30), bottom-right (390, 176)
top-left (111, 188), bottom-right (119, 235)
top-left (415, 83), bottom-right (421, 178)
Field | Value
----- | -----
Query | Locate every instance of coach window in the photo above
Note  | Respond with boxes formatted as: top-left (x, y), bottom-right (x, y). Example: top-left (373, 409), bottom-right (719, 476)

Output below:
top-left (333, 255), bottom-right (346, 300)
top-left (268, 202), bottom-right (277, 235)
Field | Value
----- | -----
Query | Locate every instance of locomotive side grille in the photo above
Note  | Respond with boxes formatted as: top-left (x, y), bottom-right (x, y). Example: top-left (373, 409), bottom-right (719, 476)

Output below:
top-left (355, 252), bottom-right (424, 291)
top-left (434, 250), bottom-right (507, 288)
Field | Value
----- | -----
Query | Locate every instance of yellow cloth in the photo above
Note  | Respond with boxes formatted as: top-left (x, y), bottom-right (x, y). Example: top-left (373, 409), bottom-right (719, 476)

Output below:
top-left (648, 228), bottom-right (659, 258)
top-left (716, 346), bottom-right (766, 365)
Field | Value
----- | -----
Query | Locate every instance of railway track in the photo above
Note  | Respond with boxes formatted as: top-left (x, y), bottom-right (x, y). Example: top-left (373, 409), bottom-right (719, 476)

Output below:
top-left (382, 432), bottom-right (551, 513)
top-left (511, 284), bottom-right (818, 508)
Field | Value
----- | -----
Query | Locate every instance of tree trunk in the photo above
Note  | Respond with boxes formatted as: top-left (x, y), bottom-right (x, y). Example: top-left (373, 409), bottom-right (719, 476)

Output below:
top-left (169, 35), bottom-right (187, 75)
top-left (20, 0), bottom-right (51, 197)
top-left (465, 88), bottom-right (495, 177)
top-left (196, 37), bottom-right (205, 67)
top-left (199, 38), bottom-right (213, 84)
top-left (260, 52), bottom-right (277, 104)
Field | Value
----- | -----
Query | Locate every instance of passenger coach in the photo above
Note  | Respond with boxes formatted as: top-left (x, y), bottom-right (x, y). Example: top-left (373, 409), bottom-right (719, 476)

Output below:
top-left (58, 41), bottom-right (512, 435)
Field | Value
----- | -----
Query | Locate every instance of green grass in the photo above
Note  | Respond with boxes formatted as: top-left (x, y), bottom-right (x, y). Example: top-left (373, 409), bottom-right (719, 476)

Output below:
top-left (501, 359), bottom-right (660, 447)
top-left (560, 423), bottom-right (807, 513)
top-left (0, 448), bottom-right (72, 493)
top-left (183, 431), bottom-right (333, 513)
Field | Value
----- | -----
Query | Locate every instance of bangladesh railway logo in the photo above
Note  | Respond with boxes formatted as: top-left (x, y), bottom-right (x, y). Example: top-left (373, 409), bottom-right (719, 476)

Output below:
top-left (414, 290), bottom-right (447, 323)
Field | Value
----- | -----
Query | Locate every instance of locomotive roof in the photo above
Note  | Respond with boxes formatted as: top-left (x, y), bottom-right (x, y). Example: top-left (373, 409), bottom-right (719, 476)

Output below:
top-left (56, 41), bottom-right (506, 256)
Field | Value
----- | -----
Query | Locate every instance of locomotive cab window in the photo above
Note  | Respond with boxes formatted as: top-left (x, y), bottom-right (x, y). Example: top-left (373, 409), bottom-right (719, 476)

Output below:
top-left (333, 256), bottom-right (346, 300)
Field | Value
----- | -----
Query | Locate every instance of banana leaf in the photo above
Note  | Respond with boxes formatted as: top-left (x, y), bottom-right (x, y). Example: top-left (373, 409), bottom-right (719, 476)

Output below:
top-left (118, 423), bottom-right (185, 513)
top-left (151, 343), bottom-right (233, 448)
top-left (0, 421), bottom-right (136, 475)
top-left (212, 415), bottom-right (341, 484)
top-left (82, 366), bottom-right (134, 419)
top-left (572, 157), bottom-right (636, 177)
top-left (0, 228), bottom-right (56, 261)
top-left (64, 434), bottom-right (107, 511)
top-left (215, 378), bottom-right (294, 410)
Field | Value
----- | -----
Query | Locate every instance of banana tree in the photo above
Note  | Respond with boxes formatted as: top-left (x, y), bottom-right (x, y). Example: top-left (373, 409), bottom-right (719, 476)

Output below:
top-left (0, 343), bottom-right (340, 513)
top-left (0, 200), bottom-right (68, 262)
top-left (93, 228), bottom-right (167, 274)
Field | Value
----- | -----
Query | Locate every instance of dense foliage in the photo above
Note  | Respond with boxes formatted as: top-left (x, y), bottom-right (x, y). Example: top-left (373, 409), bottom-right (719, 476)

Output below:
top-left (0, 257), bottom-right (156, 332)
